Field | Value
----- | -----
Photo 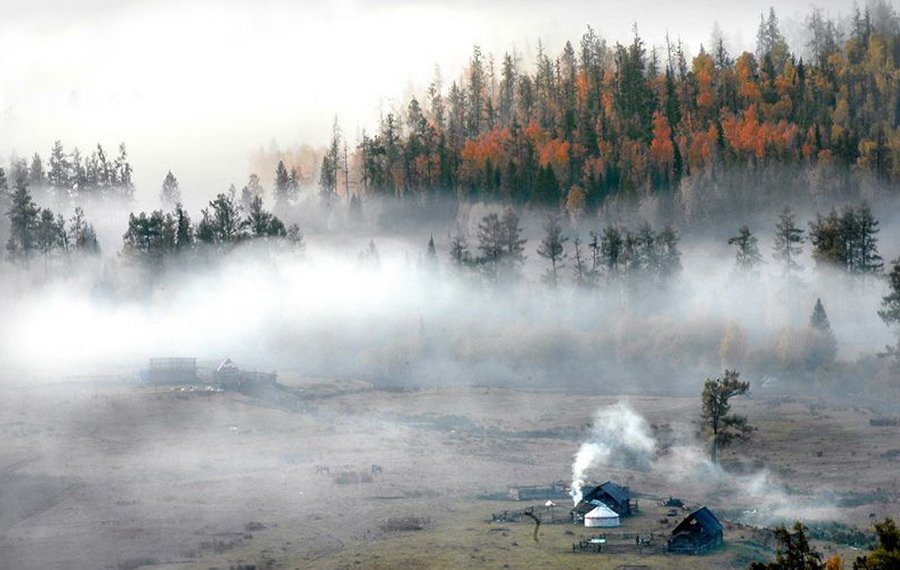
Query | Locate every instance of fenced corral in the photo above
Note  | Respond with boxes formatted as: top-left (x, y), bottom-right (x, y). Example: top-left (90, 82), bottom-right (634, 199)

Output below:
top-left (215, 359), bottom-right (276, 394)
top-left (508, 481), bottom-right (571, 502)
top-left (490, 504), bottom-right (572, 525)
top-left (148, 357), bottom-right (197, 385)
top-left (571, 532), bottom-right (665, 555)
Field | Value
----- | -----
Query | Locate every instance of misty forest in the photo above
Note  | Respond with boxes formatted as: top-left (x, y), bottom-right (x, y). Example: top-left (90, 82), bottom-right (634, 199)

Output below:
top-left (2, 1), bottom-right (900, 569)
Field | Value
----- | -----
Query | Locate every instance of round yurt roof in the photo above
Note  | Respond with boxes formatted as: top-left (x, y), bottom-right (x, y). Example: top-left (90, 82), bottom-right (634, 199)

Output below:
top-left (585, 505), bottom-right (618, 519)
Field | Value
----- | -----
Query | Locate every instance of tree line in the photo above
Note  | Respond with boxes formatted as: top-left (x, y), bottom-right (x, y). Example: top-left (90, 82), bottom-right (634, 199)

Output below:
top-left (1, 141), bottom-right (134, 205)
top-left (306, 1), bottom-right (900, 219)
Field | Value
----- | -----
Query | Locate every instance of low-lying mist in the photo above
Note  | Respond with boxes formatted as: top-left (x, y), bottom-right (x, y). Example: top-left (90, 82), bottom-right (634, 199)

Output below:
top-left (1, 194), bottom-right (895, 406)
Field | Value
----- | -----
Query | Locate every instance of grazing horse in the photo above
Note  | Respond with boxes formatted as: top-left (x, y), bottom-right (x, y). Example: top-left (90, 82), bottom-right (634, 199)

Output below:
top-left (315, 465), bottom-right (330, 475)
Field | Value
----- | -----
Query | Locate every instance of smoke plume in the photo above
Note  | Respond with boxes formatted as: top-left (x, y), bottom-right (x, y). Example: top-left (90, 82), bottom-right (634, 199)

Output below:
top-left (569, 401), bottom-right (656, 504)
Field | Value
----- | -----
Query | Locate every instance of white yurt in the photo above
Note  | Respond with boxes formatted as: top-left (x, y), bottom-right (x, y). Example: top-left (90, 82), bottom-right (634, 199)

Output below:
top-left (584, 503), bottom-right (620, 528)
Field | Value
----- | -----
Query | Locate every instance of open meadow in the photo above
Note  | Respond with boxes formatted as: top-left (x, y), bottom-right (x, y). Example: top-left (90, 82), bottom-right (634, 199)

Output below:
top-left (0, 373), bottom-right (897, 569)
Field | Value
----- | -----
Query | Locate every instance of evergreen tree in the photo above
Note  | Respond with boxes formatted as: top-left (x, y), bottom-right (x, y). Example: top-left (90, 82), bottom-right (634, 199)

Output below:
top-left (476, 212), bottom-right (505, 282)
top-left (35, 208), bottom-right (67, 270)
top-left (879, 258), bottom-right (900, 328)
top-left (808, 298), bottom-right (837, 368)
top-left (114, 143), bottom-right (134, 200)
top-left (750, 522), bottom-right (824, 570)
top-left (68, 207), bottom-right (100, 254)
top-left (160, 171), bottom-right (181, 206)
top-left (809, 298), bottom-right (831, 331)
top-left (600, 226), bottom-right (625, 281)
top-left (48, 140), bottom-right (71, 195)
top-left (29, 153), bottom-right (45, 189)
top-left (241, 173), bottom-right (265, 211)
top-left (809, 205), bottom-right (882, 275)
top-left (500, 207), bottom-right (527, 279)
top-left (274, 160), bottom-right (293, 210)
top-left (853, 517), bottom-right (900, 569)
top-left (655, 225), bottom-right (682, 283)
top-left (773, 206), bottom-right (804, 277)
top-left (122, 210), bottom-right (170, 267)
top-left (728, 225), bottom-right (763, 277)
top-left (246, 195), bottom-right (286, 238)
top-left (425, 234), bottom-right (438, 271)
top-left (196, 192), bottom-right (245, 246)
top-left (172, 203), bottom-right (194, 251)
top-left (701, 369), bottom-right (751, 464)
top-left (5, 179), bottom-right (40, 263)
top-left (537, 215), bottom-right (568, 287)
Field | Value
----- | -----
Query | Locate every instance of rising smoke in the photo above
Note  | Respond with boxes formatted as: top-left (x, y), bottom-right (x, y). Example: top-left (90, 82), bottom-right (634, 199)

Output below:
top-left (569, 402), bottom-right (656, 504)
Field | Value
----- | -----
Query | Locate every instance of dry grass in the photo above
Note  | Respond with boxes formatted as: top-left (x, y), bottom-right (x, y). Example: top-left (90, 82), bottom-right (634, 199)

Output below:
top-left (0, 379), bottom-right (895, 569)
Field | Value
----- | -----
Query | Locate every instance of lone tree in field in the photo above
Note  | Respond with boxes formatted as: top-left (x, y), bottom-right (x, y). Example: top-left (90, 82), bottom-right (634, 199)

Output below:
top-left (701, 369), bottom-right (751, 464)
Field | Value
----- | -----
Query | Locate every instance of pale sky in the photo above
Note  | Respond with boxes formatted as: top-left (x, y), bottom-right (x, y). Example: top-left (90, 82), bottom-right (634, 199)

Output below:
top-left (0, 0), bottom-right (857, 202)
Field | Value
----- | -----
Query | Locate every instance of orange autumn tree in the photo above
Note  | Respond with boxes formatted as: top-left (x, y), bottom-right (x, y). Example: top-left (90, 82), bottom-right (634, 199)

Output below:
top-left (650, 111), bottom-right (675, 187)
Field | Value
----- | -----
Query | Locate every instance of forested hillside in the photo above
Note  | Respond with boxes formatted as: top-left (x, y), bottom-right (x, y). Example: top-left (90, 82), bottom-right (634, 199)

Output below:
top-left (304, 3), bottom-right (900, 224)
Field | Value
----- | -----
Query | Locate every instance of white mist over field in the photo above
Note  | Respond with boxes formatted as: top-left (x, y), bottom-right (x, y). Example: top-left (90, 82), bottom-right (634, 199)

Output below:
top-left (0, 200), bottom-right (894, 389)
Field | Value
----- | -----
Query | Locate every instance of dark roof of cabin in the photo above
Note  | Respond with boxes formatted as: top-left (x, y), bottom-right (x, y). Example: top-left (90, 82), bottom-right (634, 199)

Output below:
top-left (672, 507), bottom-right (723, 536)
top-left (597, 481), bottom-right (630, 504)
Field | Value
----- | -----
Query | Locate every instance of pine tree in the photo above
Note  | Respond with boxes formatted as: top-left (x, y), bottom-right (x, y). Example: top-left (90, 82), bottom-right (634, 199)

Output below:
top-left (879, 258), bottom-right (900, 326)
top-left (241, 173), bottom-right (264, 211)
top-left (5, 179), bottom-right (40, 263)
top-left (29, 153), bottom-right (45, 189)
top-left (701, 369), bottom-right (751, 464)
top-left (500, 208), bottom-right (527, 280)
top-left (196, 192), bottom-right (246, 246)
top-left (172, 203), bottom-right (194, 251)
top-left (114, 143), bottom-right (134, 200)
top-left (808, 298), bottom-right (837, 367)
top-left (810, 298), bottom-right (831, 331)
top-left (773, 206), bottom-right (804, 277)
top-left (537, 215), bottom-right (568, 287)
top-left (48, 140), bottom-right (71, 195)
top-left (476, 212), bottom-right (505, 282)
top-left (425, 234), bottom-right (438, 270)
top-left (246, 195), bottom-right (286, 238)
top-left (68, 207), bottom-right (100, 254)
top-left (274, 160), bottom-right (293, 210)
top-left (160, 171), bottom-right (181, 206)
top-left (728, 225), bottom-right (763, 277)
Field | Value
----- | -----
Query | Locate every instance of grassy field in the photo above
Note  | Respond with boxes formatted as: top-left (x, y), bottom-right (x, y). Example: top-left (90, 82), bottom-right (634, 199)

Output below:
top-left (0, 374), bottom-right (896, 569)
